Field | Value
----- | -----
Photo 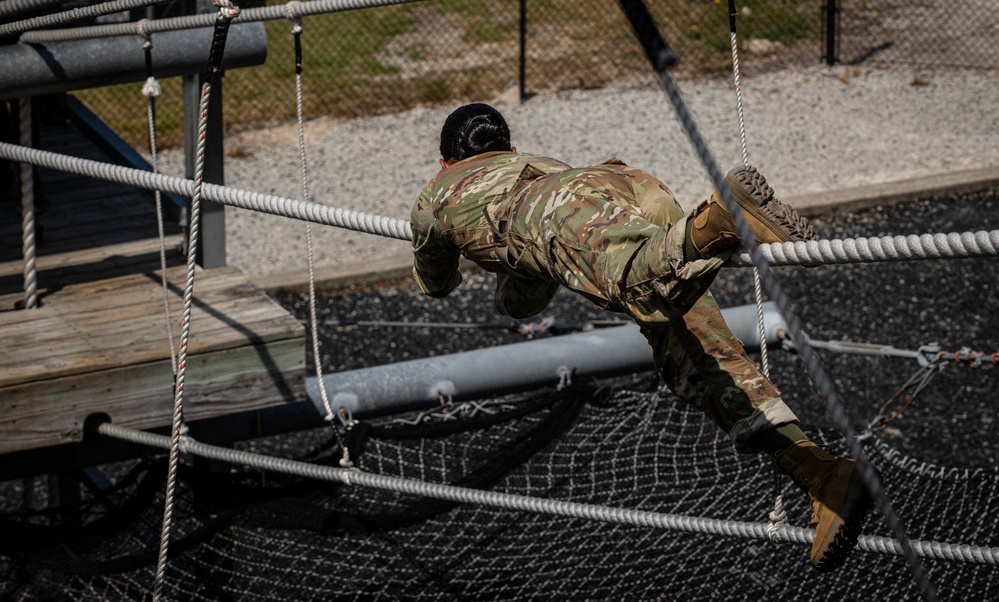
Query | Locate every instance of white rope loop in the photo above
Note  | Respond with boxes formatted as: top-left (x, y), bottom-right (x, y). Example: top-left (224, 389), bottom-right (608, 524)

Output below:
top-left (766, 494), bottom-right (787, 541)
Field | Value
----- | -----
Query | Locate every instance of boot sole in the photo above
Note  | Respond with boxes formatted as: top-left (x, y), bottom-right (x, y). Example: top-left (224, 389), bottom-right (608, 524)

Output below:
top-left (725, 167), bottom-right (819, 243)
top-left (811, 472), bottom-right (874, 573)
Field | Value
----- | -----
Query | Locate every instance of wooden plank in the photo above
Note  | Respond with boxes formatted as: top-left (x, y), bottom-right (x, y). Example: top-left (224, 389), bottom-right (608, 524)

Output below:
top-left (0, 267), bottom-right (303, 387)
top-left (0, 336), bottom-right (305, 454)
top-left (0, 235), bottom-right (185, 281)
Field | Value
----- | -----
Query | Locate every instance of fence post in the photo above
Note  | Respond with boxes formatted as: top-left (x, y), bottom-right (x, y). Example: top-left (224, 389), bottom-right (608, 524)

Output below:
top-left (519, 0), bottom-right (527, 102)
top-left (822, 0), bottom-right (839, 65)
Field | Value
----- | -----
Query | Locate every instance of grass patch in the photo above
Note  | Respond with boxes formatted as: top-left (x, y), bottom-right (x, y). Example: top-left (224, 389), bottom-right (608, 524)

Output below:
top-left (77, 0), bottom-right (819, 149)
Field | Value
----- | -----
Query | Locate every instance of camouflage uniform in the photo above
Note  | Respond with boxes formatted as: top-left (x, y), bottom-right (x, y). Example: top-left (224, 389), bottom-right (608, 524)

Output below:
top-left (411, 151), bottom-right (797, 451)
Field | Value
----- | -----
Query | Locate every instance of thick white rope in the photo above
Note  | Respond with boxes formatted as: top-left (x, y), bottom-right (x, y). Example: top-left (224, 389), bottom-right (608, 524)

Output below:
top-left (729, 232), bottom-right (999, 266)
top-left (18, 0), bottom-right (426, 43)
top-left (18, 99), bottom-right (38, 310)
top-left (95, 421), bottom-right (999, 565)
top-left (2, 141), bottom-right (994, 267)
top-left (0, 141), bottom-right (413, 239)
top-left (0, 0), bottom-right (175, 38)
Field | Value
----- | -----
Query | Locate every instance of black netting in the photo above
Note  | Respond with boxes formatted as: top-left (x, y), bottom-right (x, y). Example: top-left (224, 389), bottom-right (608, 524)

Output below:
top-left (2, 378), bottom-right (997, 601)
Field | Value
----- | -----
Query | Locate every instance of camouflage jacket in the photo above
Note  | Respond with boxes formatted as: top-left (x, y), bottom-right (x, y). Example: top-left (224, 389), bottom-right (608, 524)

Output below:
top-left (410, 151), bottom-right (571, 297)
top-left (411, 151), bottom-right (685, 316)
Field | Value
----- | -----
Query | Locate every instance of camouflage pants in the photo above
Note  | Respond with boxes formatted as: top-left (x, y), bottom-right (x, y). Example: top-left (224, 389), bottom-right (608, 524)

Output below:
top-left (499, 164), bottom-right (797, 451)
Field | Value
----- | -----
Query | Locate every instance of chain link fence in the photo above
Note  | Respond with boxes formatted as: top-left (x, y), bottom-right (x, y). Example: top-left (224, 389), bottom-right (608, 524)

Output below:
top-left (835, 0), bottom-right (998, 70)
top-left (69, 0), bottom-right (995, 150)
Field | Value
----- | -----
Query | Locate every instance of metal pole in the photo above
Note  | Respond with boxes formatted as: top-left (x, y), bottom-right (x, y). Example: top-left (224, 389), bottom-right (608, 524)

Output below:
top-left (311, 302), bottom-right (787, 418)
top-left (0, 23), bottom-right (267, 100)
top-left (182, 0), bottom-right (226, 268)
top-left (823, 0), bottom-right (839, 66)
top-left (518, 0), bottom-right (527, 102)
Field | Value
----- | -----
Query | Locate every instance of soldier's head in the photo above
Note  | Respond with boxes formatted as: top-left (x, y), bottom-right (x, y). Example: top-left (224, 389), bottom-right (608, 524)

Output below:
top-left (439, 103), bottom-right (513, 167)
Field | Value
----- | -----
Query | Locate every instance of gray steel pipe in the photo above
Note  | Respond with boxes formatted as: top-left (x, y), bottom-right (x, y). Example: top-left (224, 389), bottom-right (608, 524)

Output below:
top-left (0, 22), bottom-right (266, 99)
top-left (308, 302), bottom-right (787, 418)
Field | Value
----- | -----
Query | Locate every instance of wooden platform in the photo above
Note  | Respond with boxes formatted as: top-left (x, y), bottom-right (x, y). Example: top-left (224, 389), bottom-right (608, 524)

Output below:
top-left (0, 264), bottom-right (306, 454)
top-left (0, 103), bottom-right (306, 456)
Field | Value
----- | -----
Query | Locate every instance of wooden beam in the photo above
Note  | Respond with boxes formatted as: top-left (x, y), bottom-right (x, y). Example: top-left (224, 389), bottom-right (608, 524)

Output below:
top-left (0, 338), bottom-right (304, 454)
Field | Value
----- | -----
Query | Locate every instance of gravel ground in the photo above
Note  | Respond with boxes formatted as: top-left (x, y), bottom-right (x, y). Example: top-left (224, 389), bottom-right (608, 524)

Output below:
top-left (155, 64), bottom-right (999, 275)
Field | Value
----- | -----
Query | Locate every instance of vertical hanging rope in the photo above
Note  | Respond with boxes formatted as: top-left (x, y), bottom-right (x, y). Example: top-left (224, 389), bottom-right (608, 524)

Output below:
top-left (140, 25), bottom-right (179, 378)
top-left (728, 2), bottom-right (750, 170)
top-left (285, 5), bottom-right (352, 465)
top-left (725, 0), bottom-right (783, 537)
top-left (725, 0), bottom-right (770, 380)
top-left (19, 98), bottom-right (38, 310)
top-left (153, 2), bottom-right (239, 599)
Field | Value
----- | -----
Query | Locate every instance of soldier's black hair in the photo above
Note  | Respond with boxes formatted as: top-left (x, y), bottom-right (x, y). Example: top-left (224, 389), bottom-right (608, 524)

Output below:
top-left (439, 103), bottom-right (511, 162)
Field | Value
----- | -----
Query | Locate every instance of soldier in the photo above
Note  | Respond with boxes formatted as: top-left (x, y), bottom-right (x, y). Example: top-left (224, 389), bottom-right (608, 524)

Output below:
top-left (411, 103), bottom-right (872, 571)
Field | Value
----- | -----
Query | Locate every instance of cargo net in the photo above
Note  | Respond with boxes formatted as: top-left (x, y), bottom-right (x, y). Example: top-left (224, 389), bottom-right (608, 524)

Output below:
top-left (1, 378), bottom-right (996, 601)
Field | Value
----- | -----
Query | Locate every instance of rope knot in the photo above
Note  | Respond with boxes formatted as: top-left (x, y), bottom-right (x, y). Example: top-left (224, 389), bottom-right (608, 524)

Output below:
top-left (556, 366), bottom-right (573, 391)
top-left (767, 494), bottom-right (787, 542)
top-left (142, 76), bottom-right (162, 98)
top-left (339, 447), bottom-right (354, 469)
top-left (284, 1), bottom-right (303, 34)
top-left (135, 18), bottom-right (152, 47)
top-left (213, 0), bottom-right (241, 20)
top-left (177, 422), bottom-right (193, 455)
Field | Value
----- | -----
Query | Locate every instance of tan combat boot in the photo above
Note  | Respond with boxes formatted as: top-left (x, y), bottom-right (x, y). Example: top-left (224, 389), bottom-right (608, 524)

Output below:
top-left (776, 441), bottom-right (873, 572)
top-left (724, 166), bottom-right (818, 244)
top-left (688, 166), bottom-right (818, 259)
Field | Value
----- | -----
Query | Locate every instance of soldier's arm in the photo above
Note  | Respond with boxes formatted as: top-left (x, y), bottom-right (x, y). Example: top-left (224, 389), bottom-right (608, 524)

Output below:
top-left (411, 187), bottom-right (462, 298)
